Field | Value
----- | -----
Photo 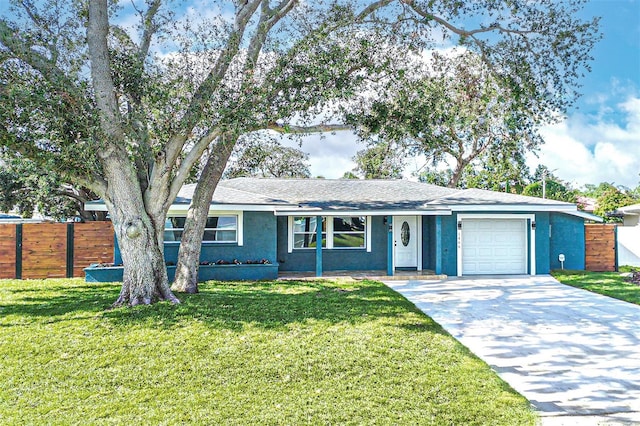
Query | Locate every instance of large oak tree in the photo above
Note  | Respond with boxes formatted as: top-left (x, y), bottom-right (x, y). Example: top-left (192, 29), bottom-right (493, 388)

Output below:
top-left (0, 0), bottom-right (599, 305)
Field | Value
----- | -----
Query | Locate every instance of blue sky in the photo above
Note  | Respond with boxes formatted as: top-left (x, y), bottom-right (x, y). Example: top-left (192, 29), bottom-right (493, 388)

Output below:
top-left (528, 0), bottom-right (640, 189)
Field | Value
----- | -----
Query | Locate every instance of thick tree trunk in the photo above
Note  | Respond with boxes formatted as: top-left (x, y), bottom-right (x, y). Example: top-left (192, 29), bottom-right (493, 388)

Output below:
top-left (172, 136), bottom-right (236, 293)
top-left (102, 155), bottom-right (180, 307)
top-left (111, 213), bottom-right (178, 306)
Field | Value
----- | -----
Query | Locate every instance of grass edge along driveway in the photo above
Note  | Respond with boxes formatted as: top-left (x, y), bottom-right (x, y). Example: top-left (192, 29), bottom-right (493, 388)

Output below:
top-left (0, 278), bottom-right (536, 425)
top-left (552, 269), bottom-right (640, 306)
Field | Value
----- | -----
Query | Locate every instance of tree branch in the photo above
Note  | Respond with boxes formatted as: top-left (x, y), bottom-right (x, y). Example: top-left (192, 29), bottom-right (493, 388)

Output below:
top-left (152, 0), bottom-right (262, 198)
top-left (165, 128), bottom-right (224, 208)
top-left (0, 21), bottom-right (80, 98)
top-left (87, 0), bottom-right (125, 147)
top-left (245, 0), bottom-right (296, 72)
top-left (138, 0), bottom-right (162, 60)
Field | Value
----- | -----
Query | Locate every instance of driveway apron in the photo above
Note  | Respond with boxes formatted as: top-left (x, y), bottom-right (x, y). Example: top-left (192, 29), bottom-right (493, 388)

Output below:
top-left (384, 275), bottom-right (640, 425)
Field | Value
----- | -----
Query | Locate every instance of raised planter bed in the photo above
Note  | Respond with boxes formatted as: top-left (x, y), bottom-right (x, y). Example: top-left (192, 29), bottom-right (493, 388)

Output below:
top-left (85, 262), bottom-right (279, 283)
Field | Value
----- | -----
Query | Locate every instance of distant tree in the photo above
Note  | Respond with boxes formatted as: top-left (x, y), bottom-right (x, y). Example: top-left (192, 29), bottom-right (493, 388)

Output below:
top-left (352, 141), bottom-right (405, 179)
top-left (0, 157), bottom-right (105, 221)
top-left (583, 182), bottom-right (621, 199)
top-left (521, 165), bottom-right (578, 202)
top-left (341, 171), bottom-right (359, 179)
top-left (418, 169), bottom-right (452, 187)
top-left (420, 149), bottom-right (532, 192)
top-left (224, 136), bottom-right (310, 179)
top-left (522, 180), bottom-right (578, 203)
top-left (593, 186), bottom-right (637, 223)
top-left (349, 51), bottom-right (545, 187)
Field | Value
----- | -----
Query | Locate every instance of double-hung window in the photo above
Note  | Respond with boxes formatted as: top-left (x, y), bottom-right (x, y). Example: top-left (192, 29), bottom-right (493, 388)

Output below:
top-left (165, 215), bottom-right (238, 243)
top-left (289, 216), bottom-right (369, 251)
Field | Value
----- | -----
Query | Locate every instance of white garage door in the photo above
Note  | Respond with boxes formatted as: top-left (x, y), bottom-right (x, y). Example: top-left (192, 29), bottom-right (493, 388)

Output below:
top-left (461, 219), bottom-right (527, 275)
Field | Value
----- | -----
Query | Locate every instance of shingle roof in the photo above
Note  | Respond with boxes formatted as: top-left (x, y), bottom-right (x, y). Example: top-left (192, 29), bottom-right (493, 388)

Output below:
top-left (617, 203), bottom-right (640, 215)
top-left (430, 187), bottom-right (573, 206)
top-left (217, 178), bottom-right (459, 210)
top-left (177, 183), bottom-right (294, 206)
top-left (205, 178), bottom-right (575, 211)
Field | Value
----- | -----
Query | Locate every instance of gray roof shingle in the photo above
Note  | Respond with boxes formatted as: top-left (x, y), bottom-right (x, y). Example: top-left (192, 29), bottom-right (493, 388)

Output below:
top-left (217, 178), bottom-right (459, 210)
top-left (430, 188), bottom-right (573, 206)
top-left (192, 178), bottom-right (575, 211)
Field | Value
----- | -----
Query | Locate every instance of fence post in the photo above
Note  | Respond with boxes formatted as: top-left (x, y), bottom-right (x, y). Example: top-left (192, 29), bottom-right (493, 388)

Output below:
top-left (66, 223), bottom-right (74, 278)
top-left (15, 224), bottom-right (22, 279)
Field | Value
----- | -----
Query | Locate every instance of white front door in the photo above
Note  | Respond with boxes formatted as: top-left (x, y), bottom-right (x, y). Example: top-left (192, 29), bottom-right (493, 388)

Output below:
top-left (394, 216), bottom-right (418, 268)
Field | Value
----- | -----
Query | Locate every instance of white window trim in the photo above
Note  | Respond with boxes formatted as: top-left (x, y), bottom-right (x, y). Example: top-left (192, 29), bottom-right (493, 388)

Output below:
top-left (288, 215), bottom-right (370, 252)
top-left (456, 213), bottom-right (535, 277)
top-left (166, 211), bottom-right (243, 246)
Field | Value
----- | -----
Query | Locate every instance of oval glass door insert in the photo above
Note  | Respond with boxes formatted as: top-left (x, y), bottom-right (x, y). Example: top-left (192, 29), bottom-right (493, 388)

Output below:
top-left (401, 221), bottom-right (410, 246)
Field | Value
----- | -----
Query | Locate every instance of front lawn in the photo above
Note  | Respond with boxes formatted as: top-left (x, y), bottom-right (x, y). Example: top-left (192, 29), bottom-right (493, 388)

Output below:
top-left (0, 278), bottom-right (535, 425)
top-left (552, 270), bottom-right (640, 305)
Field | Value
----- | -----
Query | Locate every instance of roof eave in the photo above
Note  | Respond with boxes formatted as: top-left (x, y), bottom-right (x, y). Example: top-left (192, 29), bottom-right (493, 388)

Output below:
top-left (272, 208), bottom-right (452, 216)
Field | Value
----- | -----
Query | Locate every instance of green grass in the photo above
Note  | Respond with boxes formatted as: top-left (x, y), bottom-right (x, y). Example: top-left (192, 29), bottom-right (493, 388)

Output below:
top-left (0, 278), bottom-right (536, 425)
top-left (552, 270), bottom-right (640, 305)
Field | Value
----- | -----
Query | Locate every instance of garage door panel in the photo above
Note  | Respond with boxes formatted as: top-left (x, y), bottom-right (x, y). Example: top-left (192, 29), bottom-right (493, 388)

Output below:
top-left (461, 219), bottom-right (527, 275)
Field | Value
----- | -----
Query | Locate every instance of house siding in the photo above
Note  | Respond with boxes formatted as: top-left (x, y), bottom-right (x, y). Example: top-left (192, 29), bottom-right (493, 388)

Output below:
top-left (115, 211), bottom-right (278, 265)
top-left (440, 215), bottom-right (458, 276)
top-left (535, 212), bottom-right (551, 274)
top-left (438, 211), bottom-right (585, 276)
top-left (276, 216), bottom-right (388, 272)
top-left (549, 213), bottom-right (585, 270)
top-left (422, 216), bottom-right (436, 271)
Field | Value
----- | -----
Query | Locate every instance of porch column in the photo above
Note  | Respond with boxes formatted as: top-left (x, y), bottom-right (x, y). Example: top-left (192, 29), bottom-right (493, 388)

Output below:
top-left (315, 215), bottom-right (323, 277)
top-left (387, 215), bottom-right (393, 276)
top-left (435, 216), bottom-right (442, 275)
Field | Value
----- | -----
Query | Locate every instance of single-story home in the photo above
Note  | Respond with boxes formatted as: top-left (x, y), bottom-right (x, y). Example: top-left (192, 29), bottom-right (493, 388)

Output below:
top-left (85, 178), bottom-right (601, 281)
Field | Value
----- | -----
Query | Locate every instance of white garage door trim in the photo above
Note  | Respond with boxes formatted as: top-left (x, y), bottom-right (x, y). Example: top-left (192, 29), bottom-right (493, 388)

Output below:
top-left (456, 213), bottom-right (536, 276)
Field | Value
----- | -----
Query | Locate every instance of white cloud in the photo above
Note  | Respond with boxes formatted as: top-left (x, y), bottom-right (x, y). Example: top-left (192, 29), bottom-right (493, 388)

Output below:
top-left (278, 131), bottom-right (361, 178)
top-left (529, 95), bottom-right (640, 189)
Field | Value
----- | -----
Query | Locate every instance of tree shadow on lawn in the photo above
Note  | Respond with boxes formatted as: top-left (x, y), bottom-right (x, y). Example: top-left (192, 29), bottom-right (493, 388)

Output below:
top-left (1, 279), bottom-right (445, 333)
top-left (0, 281), bottom-right (119, 325)
top-left (102, 280), bottom-right (444, 332)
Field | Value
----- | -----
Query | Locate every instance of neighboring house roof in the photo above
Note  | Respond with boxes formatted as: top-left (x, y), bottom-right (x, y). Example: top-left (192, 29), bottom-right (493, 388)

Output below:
top-left (0, 213), bottom-right (46, 223)
top-left (84, 178), bottom-right (603, 221)
top-left (616, 203), bottom-right (640, 215)
top-left (0, 214), bottom-right (21, 219)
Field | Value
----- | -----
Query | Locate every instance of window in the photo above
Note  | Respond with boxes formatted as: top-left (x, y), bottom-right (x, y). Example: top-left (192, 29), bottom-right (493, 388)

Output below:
top-left (289, 216), bottom-right (369, 251)
top-left (164, 215), bottom-right (238, 243)
top-left (292, 216), bottom-right (326, 248)
top-left (332, 216), bottom-right (365, 248)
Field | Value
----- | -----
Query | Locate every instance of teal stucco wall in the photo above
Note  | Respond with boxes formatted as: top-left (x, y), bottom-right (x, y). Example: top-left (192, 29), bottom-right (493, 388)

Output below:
top-left (549, 213), bottom-right (585, 270)
top-left (115, 211), bottom-right (278, 265)
top-left (276, 215), bottom-right (388, 272)
top-left (435, 211), bottom-right (584, 276)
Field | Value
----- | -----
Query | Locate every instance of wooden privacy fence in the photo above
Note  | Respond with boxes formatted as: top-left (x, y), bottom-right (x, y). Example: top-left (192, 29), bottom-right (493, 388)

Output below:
top-left (0, 222), bottom-right (114, 279)
top-left (585, 223), bottom-right (617, 272)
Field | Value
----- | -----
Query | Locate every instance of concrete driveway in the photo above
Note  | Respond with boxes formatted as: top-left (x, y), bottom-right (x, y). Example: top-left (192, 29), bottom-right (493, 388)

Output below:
top-left (383, 275), bottom-right (640, 425)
